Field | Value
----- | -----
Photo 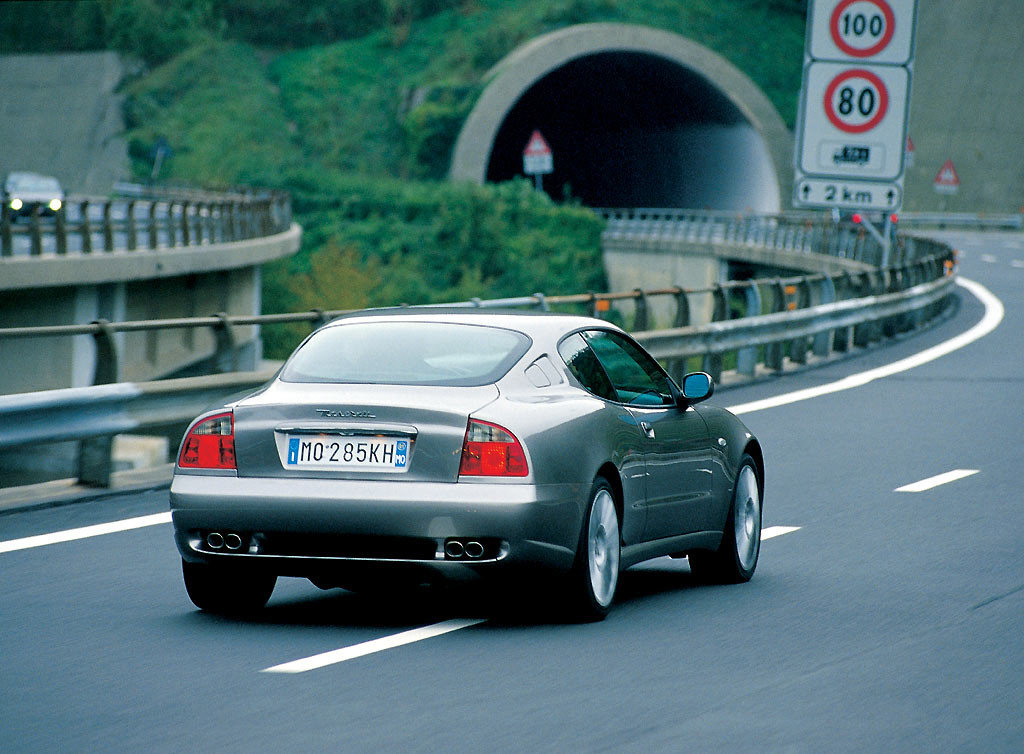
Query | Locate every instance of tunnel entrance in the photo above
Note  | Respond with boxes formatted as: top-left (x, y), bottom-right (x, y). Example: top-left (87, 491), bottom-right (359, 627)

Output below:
top-left (451, 24), bottom-right (791, 212)
top-left (485, 52), bottom-right (777, 209)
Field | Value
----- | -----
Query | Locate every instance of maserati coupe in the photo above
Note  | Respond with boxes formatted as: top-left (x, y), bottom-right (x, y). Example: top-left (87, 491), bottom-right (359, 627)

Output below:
top-left (170, 309), bottom-right (764, 620)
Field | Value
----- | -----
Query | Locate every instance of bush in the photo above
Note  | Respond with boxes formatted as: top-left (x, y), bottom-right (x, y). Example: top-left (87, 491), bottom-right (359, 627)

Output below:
top-left (261, 174), bottom-right (607, 358)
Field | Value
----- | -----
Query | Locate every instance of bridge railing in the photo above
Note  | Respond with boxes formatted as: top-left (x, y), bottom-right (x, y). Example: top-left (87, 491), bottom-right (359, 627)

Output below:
top-left (0, 214), bottom-right (956, 487)
top-left (0, 188), bottom-right (291, 257)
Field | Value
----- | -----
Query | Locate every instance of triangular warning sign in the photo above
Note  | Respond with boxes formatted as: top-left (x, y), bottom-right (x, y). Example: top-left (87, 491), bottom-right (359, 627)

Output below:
top-left (524, 130), bottom-right (551, 156)
top-left (934, 159), bottom-right (960, 187)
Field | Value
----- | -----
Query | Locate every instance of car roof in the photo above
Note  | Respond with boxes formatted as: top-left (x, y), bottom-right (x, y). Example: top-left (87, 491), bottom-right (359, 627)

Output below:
top-left (322, 307), bottom-right (624, 341)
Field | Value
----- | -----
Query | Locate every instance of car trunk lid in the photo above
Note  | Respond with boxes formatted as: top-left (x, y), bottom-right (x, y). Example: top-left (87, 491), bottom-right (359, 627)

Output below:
top-left (232, 382), bottom-right (499, 482)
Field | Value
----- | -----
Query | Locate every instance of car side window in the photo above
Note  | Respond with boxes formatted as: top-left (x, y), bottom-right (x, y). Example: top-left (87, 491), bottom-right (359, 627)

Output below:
top-left (583, 331), bottom-right (674, 406)
top-left (557, 333), bottom-right (616, 401)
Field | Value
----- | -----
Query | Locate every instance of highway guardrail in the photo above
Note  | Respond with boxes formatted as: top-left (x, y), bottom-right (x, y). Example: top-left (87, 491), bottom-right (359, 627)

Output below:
top-left (0, 213), bottom-right (956, 487)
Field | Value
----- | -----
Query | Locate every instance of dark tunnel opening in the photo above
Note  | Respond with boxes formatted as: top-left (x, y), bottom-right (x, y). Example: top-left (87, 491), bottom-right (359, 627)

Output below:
top-left (485, 52), bottom-right (779, 210)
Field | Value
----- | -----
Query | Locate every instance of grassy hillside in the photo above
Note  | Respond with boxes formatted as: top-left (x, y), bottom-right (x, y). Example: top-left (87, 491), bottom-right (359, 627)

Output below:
top-left (29, 0), bottom-right (805, 355)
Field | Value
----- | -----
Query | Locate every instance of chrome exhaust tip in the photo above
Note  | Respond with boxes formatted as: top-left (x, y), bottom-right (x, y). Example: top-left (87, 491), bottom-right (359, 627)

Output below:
top-left (224, 533), bottom-right (243, 551)
top-left (464, 541), bottom-right (485, 559)
top-left (444, 540), bottom-right (465, 559)
top-left (206, 532), bottom-right (225, 550)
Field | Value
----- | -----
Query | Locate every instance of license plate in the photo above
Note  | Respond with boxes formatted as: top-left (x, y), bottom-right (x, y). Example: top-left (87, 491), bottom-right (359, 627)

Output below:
top-left (285, 436), bottom-right (410, 472)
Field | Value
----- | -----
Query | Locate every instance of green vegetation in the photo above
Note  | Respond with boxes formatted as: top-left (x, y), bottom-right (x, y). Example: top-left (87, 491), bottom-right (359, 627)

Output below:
top-left (4, 0), bottom-right (805, 356)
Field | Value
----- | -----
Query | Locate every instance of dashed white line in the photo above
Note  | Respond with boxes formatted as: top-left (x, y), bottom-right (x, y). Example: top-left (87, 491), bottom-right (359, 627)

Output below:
top-left (0, 511), bottom-right (172, 554)
top-left (980, 254), bottom-right (999, 264)
top-left (1011, 260), bottom-right (1024, 268)
top-left (261, 526), bottom-right (801, 674)
top-left (261, 618), bottom-right (486, 674)
top-left (896, 469), bottom-right (979, 493)
top-left (762, 525), bottom-right (801, 539)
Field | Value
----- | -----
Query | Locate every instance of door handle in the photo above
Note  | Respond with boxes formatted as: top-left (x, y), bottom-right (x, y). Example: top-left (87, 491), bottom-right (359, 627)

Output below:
top-left (640, 421), bottom-right (655, 439)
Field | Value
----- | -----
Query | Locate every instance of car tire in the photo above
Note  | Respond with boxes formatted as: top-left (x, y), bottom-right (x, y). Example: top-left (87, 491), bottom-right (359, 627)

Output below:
top-left (181, 559), bottom-right (277, 615)
top-left (688, 454), bottom-right (761, 584)
top-left (568, 478), bottom-right (621, 621)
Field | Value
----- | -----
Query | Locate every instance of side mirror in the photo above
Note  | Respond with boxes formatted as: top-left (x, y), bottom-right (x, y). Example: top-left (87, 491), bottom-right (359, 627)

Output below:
top-left (679, 371), bottom-right (714, 406)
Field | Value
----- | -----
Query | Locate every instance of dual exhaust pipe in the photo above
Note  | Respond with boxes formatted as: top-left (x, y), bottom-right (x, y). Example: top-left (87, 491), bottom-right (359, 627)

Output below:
top-left (205, 531), bottom-right (243, 551)
top-left (444, 538), bottom-right (486, 560)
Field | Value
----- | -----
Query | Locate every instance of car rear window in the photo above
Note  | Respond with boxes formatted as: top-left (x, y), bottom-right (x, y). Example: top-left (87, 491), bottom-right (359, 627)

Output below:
top-left (280, 321), bottom-right (531, 386)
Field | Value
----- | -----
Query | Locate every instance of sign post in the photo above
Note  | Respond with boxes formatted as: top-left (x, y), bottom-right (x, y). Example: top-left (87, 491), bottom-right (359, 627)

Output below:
top-left (523, 130), bottom-right (553, 191)
top-left (794, 0), bottom-right (918, 213)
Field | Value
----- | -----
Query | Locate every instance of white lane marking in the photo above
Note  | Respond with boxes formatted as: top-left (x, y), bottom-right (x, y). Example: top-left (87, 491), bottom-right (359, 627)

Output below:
top-left (4, 280), bottom-right (1002, 554)
top-left (726, 277), bottom-right (1004, 416)
top-left (262, 618), bottom-right (486, 674)
top-left (762, 525), bottom-right (801, 539)
top-left (980, 254), bottom-right (999, 264)
top-left (1011, 260), bottom-right (1024, 268)
top-left (264, 529), bottom-right (803, 674)
top-left (896, 469), bottom-right (979, 493)
top-left (0, 511), bottom-right (172, 554)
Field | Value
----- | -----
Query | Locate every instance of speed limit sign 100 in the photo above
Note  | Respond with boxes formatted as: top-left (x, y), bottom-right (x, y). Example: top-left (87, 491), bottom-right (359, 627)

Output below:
top-left (798, 61), bottom-right (908, 180)
top-left (808, 0), bottom-right (916, 65)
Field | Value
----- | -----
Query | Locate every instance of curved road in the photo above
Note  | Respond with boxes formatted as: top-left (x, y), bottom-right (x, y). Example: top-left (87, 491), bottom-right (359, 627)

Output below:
top-left (1, 231), bottom-right (1021, 752)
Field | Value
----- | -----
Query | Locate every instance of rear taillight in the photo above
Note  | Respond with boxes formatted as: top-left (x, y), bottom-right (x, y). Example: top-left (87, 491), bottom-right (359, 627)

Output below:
top-left (459, 419), bottom-right (528, 477)
top-left (178, 412), bottom-right (236, 470)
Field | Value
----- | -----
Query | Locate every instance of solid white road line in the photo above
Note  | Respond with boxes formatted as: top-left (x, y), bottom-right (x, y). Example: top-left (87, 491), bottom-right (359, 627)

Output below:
top-left (261, 618), bottom-right (487, 674)
top-left (895, 469), bottom-right (979, 493)
top-left (6, 279), bottom-right (1002, 554)
top-left (762, 525), bottom-right (801, 540)
top-left (0, 511), bottom-right (172, 554)
top-left (726, 277), bottom-right (1004, 416)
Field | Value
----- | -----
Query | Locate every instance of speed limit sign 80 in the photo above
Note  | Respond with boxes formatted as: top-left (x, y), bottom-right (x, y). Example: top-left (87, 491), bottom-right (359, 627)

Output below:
top-left (798, 61), bottom-right (908, 179)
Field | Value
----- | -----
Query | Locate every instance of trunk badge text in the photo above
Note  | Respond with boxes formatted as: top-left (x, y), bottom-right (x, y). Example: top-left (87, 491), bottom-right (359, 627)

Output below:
top-left (315, 409), bottom-right (376, 418)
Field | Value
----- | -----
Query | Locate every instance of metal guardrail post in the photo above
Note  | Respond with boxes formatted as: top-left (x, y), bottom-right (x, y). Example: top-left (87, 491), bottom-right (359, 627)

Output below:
top-left (180, 201), bottom-right (191, 246)
top-left (764, 279), bottom-right (786, 372)
top-left (103, 202), bottom-right (114, 251)
top-left (166, 202), bottom-right (177, 247)
top-left (702, 285), bottom-right (727, 382)
top-left (632, 289), bottom-right (649, 330)
top-left (852, 272), bottom-right (879, 347)
top-left (80, 200), bottom-right (92, 254)
top-left (1, 202), bottom-right (12, 257)
top-left (148, 202), bottom-right (159, 250)
top-left (532, 293), bottom-right (550, 312)
top-left (812, 276), bottom-right (837, 357)
top-left (789, 279), bottom-right (813, 365)
top-left (212, 312), bottom-right (239, 373)
top-left (736, 281), bottom-right (761, 377)
top-left (832, 272), bottom-right (853, 353)
top-left (126, 200), bottom-right (137, 251)
top-left (78, 320), bottom-right (121, 487)
top-left (30, 207), bottom-right (43, 256)
top-left (55, 208), bottom-right (67, 255)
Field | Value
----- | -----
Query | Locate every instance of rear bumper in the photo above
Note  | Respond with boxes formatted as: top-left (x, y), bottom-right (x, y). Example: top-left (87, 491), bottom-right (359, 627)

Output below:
top-left (169, 473), bottom-right (584, 579)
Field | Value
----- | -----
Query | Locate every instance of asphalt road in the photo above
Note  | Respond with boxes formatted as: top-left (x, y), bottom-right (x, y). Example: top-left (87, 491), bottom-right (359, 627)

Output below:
top-left (1, 231), bottom-right (1022, 752)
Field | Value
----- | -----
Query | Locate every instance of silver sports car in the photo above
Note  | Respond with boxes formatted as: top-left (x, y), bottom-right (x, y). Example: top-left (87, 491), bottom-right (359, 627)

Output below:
top-left (170, 309), bottom-right (764, 620)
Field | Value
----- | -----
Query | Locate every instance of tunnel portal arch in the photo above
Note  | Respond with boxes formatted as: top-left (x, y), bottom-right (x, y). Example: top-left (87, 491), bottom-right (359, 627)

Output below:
top-left (450, 24), bottom-right (793, 211)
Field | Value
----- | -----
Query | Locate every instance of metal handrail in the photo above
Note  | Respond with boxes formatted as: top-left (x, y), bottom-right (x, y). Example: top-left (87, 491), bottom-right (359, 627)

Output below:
top-left (0, 188), bottom-right (292, 258)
